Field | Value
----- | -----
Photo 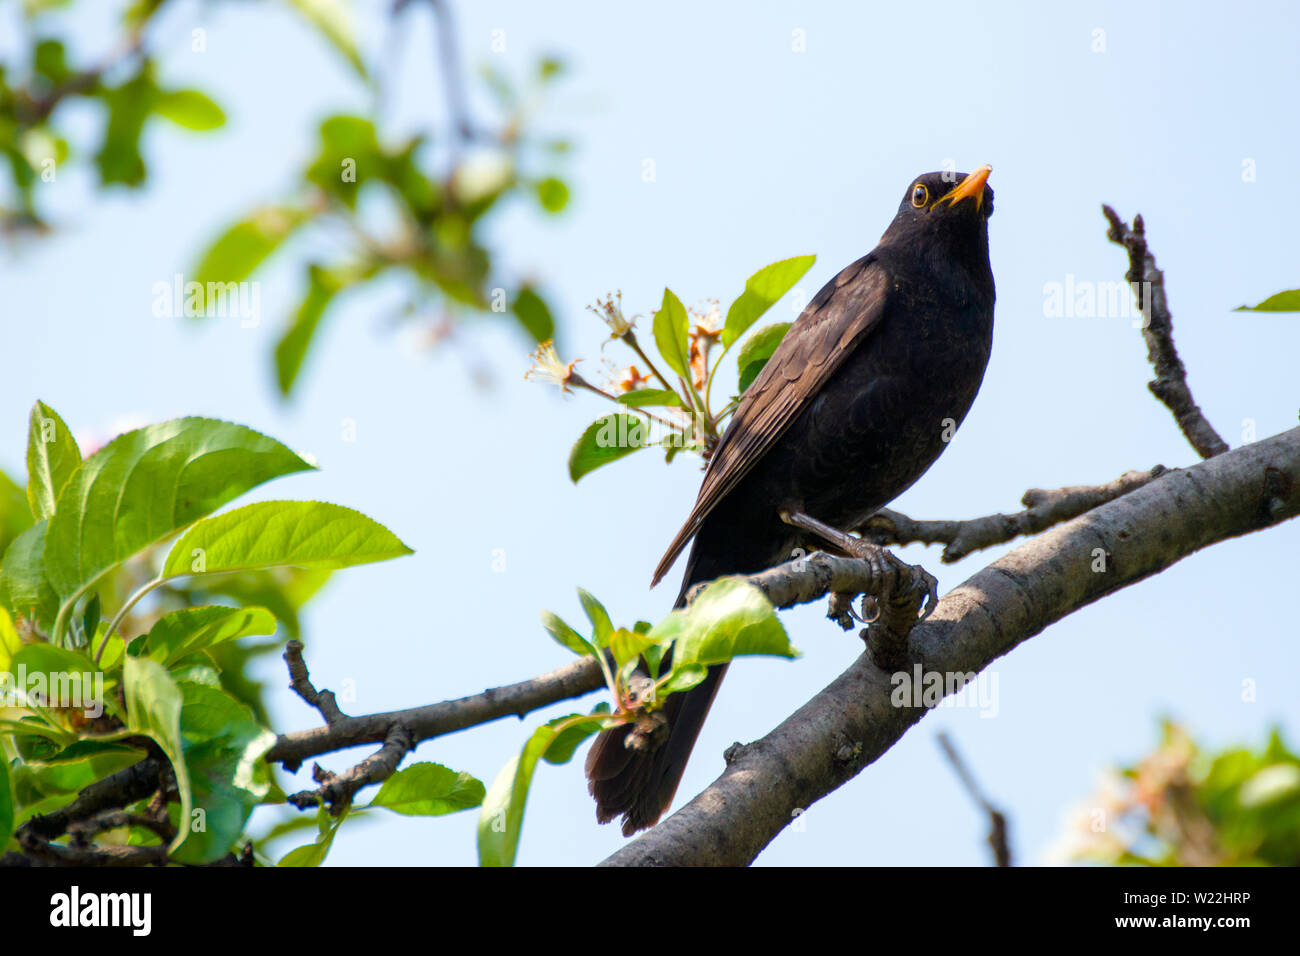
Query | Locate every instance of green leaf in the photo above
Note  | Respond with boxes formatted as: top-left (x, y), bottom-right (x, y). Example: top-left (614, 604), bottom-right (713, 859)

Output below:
top-left (657, 661), bottom-right (708, 697)
top-left (25, 401), bottom-right (82, 520)
top-left (477, 713), bottom-right (606, 866)
top-left (95, 68), bottom-right (157, 187)
top-left (172, 682), bottom-right (275, 864)
top-left (576, 588), bottom-right (613, 647)
top-left (169, 567), bottom-right (330, 642)
top-left (649, 577), bottom-right (798, 668)
top-left (124, 656), bottom-right (191, 854)
top-left (512, 286), bottom-right (555, 342)
top-left (736, 322), bottom-right (792, 393)
top-left (368, 762), bottom-right (485, 816)
top-left (1235, 289), bottom-right (1300, 312)
top-left (306, 115), bottom-right (380, 209)
top-left (7, 643), bottom-right (101, 703)
top-left (194, 207), bottom-right (307, 288)
top-left (278, 802), bottom-right (349, 867)
top-left (153, 89), bottom-right (225, 131)
top-left (610, 626), bottom-right (662, 682)
top-left (161, 501), bottom-right (412, 579)
top-left (652, 288), bottom-right (692, 379)
top-left (33, 39), bottom-right (71, 85)
top-left (616, 388), bottom-right (683, 409)
top-left (275, 265), bottom-right (347, 397)
top-left (1, 522), bottom-right (59, 628)
top-left (535, 177), bottom-right (569, 213)
top-left (0, 468), bottom-right (34, 560)
top-left (540, 610), bottom-right (595, 658)
top-left (541, 704), bottom-right (609, 765)
top-left (0, 755), bottom-right (12, 850)
top-left (568, 413), bottom-right (652, 483)
top-left (285, 0), bottom-right (368, 79)
top-left (136, 606), bottom-right (277, 668)
top-left (80, 592), bottom-right (101, 643)
top-left (722, 255), bottom-right (816, 347)
top-left (44, 418), bottom-right (313, 631)
top-left (0, 607), bottom-right (20, 674)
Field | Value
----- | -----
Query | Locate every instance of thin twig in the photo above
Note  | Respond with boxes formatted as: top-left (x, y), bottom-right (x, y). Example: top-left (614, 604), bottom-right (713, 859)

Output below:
top-left (284, 639), bottom-right (347, 725)
top-left (429, 0), bottom-right (475, 150)
top-left (936, 732), bottom-right (1011, 867)
top-left (1102, 205), bottom-right (1229, 459)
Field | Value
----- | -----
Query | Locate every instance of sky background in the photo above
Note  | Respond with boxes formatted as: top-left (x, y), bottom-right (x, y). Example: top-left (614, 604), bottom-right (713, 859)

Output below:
top-left (2, 0), bottom-right (1298, 866)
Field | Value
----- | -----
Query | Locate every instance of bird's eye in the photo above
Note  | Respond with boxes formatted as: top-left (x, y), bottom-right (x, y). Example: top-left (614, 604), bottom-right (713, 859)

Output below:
top-left (910, 184), bottom-right (929, 208)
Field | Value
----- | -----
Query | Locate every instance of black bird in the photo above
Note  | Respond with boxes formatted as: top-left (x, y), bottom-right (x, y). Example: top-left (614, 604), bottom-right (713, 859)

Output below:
top-left (586, 166), bottom-right (996, 835)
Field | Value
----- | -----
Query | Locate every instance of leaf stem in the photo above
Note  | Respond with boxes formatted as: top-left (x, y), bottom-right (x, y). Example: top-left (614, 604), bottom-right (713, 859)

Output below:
top-left (95, 574), bottom-right (167, 664)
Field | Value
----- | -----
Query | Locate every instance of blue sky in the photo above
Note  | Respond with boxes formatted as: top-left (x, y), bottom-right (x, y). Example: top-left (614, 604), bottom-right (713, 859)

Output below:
top-left (2, 0), bottom-right (1298, 865)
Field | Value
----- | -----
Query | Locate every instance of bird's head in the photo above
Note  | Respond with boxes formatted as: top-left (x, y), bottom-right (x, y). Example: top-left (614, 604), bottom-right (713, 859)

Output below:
top-left (882, 166), bottom-right (994, 284)
top-left (886, 166), bottom-right (994, 240)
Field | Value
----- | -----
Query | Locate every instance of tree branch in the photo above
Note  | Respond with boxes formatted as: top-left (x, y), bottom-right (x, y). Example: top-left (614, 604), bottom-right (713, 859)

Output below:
top-left (266, 656), bottom-right (606, 770)
top-left (599, 426), bottom-right (1300, 866)
top-left (1102, 205), bottom-right (1229, 459)
top-left (858, 467), bottom-right (1166, 562)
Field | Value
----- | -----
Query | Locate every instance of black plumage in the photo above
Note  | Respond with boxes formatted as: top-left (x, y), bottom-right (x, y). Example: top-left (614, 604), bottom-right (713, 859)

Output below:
top-left (586, 167), bottom-right (997, 835)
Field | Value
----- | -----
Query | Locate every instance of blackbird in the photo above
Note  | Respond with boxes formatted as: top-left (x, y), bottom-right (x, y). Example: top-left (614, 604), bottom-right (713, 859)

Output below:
top-left (586, 166), bottom-right (996, 836)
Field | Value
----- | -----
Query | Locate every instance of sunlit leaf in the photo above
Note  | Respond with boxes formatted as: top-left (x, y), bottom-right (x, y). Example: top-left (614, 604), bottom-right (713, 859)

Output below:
top-left (25, 401), bottom-right (81, 520)
top-left (44, 419), bottom-right (313, 632)
top-left (1235, 289), bottom-right (1300, 312)
top-left (369, 762), bottom-right (485, 816)
top-left (568, 413), bottom-right (651, 483)
top-left (162, 501), bottom-right (412, 578)
top-left (153, 89), bottom-right (225, 131)
top-left (721, 255), bottom-right (815, 347)
top-left (652, 288), bottom-right (691, 379)
top-left (649, 577), bottom-right (798, 668)
top-left (736, 322), bottom-right (792, 393)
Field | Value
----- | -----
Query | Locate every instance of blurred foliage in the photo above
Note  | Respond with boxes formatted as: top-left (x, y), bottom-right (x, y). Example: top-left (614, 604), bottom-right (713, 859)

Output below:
top-left (0, 0), bottom-right (225, 231)
top-left (1053, 720), bottom-right (1300, 866)
top-left (1, 0), bottom-right (574, 397)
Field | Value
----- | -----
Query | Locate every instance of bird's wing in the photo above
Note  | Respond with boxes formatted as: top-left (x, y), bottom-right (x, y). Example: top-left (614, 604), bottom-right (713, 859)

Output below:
top-left (652, 254), bottom-right (891, 585)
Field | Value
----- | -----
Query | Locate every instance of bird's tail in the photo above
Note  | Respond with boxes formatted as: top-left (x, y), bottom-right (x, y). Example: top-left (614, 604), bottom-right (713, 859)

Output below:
top-left (584, 545), bottom-right (727, 836)
top-left (584, 661), bottom-right (728, 836)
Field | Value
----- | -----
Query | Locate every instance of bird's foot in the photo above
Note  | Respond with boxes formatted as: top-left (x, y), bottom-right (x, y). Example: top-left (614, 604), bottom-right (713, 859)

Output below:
top-left (780, 508), bottom-right (937, 671)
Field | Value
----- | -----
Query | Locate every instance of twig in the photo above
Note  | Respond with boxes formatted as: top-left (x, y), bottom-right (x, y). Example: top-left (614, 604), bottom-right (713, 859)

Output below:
top-left (287, 723), bottom-right (416, 814)
top-left (268, 655), bottom-right (607, 770)
top-left (858, 467), bottom-right (1166, 562)
top-left (936, 732), bottom-right (1011, 867)
top-left (429, 0), bottom-right (475, 149)
top-left (1102, 206), bottom-right (1229, 459)
top-left (284, 639), bottom-right (347, 725)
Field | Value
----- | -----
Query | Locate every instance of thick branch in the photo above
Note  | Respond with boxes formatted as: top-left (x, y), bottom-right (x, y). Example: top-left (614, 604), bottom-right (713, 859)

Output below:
top-left (858, 467), bottom-right (1165, 562)
top-left (600, 426), bottom-right (1300, 866)
top-left (1102, 205), bottom-right (1229, 459)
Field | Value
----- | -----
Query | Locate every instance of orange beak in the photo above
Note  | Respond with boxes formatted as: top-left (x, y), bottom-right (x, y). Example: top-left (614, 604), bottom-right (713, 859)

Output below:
top-left (940, 164), bottom-right (992, 211)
